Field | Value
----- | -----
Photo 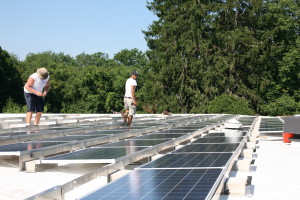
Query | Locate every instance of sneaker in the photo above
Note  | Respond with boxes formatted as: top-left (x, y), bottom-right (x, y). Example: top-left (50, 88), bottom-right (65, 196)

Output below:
top-left (26, 124), bottom-right (30, 127)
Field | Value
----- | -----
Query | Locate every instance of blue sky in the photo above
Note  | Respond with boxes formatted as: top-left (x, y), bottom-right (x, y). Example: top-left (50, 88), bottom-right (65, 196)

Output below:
top-left (0, 0), bottom-right (157, 60)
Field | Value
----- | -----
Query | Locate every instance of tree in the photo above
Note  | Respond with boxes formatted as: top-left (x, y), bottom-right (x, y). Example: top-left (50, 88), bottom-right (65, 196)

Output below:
top-left (208, 94), bottom-right (255, 115)
top-left (252, 0), bottom-right (300, 114)
top-left (2, 97), bottom-right (27, 113)
top-left (261, 95), bottom-right (299, 116)
top-left (76, 52), bottom-right (117, 67)
top-left (114, 48), bottom-right (148, 68)
top-left (0, 47), bottom-right (24, 112)
top-left (144, 0), bottom-right (300, 115)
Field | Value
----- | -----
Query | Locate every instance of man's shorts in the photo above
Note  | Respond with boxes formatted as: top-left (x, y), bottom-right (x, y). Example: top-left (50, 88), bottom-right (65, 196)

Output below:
top-left (124, 98), bottom-right (136, 116)
top-left (24, 92), bottom-right (44, 112)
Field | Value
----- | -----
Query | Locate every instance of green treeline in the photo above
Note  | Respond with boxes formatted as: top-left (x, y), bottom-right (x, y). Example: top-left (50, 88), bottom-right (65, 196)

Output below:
top-left (1, 0), bottom-right (300, 116)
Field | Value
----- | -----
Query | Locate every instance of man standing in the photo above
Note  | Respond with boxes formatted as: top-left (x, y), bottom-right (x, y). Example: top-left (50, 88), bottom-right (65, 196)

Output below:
top-left (24, 68), bottom-right (50, 126)
top-left (123, 70), bottom-right (139, 126)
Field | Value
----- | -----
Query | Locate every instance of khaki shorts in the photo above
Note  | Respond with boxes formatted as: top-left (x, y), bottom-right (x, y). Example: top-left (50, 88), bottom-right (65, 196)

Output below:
top-left (124, 98), bottom-right (136, 116)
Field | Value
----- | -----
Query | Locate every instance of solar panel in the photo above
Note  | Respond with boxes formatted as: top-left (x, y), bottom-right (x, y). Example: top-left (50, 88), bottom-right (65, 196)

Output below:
top-left (0, 141), bottom-right (68, 153)
top-left (259, 117), bottom-right (284, 132)
top-left (183, 123), bottom-right (206, 127)
top-left (0, 130), bottom-right (42, 137)
top-left (131, 122), bottom-right (160, 127)
top-left (78, 130), bottom-right (130, 136)
top-left (118, 126), bottom-right (152, 130)
top-left (175, 143), bottom-right (240, 153)
top-left (42, 134), bottom-right (107, 142)
top-left (98, 139), bottom-right (170, 147)
top-left (141, 153), bottom-right (233, 169)
top-left (47, 127), bottom-right (80, 131)
top-left (134, 133), bottom-right (186, 140)
top-left (43, 147), bottom-right (147, 163)
top-left (156, 129), bottom-right (195, 134)
top-left (237, 116), bottom-right (256, 126)
top-left (79, 168), bottom-right (222, 200)
top-left (203, 132), bottom-right (246, 137)
top-left (171, 126), bottom-right (200, 130)
top-left (192, 136), bottom-right (244, 143)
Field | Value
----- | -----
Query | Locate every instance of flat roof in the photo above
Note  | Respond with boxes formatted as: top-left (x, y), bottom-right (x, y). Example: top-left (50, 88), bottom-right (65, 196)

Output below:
top-left (0, 114), bottom-right (299, 200)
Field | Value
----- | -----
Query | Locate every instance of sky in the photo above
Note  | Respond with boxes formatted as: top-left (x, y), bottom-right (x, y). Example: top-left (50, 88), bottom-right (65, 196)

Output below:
top-left (0, 0), bottom-right (157, 61)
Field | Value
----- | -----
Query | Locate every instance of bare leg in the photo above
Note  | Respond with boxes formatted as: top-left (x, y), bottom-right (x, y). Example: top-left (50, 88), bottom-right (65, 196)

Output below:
top-left (34, 112), bottom-right (42, 125)
top-left (26, 112), bottom-right (33, 125)
top-left (127, 115), bottom-right (133, 126)
top-left (26, 112), bottom-right (32, 125)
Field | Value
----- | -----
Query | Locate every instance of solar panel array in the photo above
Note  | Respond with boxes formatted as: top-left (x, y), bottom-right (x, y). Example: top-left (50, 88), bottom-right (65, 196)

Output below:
top-left (41, 116), bottom-right (228, 165)
top-left (79, 117), bottom-right (250, 200)
top-left (80, 168), bottom-right (223, 200)
top-left (1, 114), bottom-right (229, 169)
top-left (259, 117), bottom-right (284, 133)
top-left (0, 120), bottom-right (170, 155)
top-left (0, 114), bottom-right (254, 200)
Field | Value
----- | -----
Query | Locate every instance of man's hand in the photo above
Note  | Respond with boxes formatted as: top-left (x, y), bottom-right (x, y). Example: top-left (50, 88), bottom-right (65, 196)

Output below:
top-left (36, 91), bottom-right (43, 96)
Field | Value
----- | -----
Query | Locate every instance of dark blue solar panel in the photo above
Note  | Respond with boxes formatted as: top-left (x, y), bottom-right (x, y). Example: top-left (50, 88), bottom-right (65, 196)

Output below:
top-left (42, 135), bottom-right (106, 142)
top-left (118, 126), bottom-right (151, 130)
top-left (141, 153), bottom-right (233, 168)
top-left (175, 143), bottom-right (240, 153)
top-left (78, 130), bottom-right (129, 136)
top-left (171, 126), bottom-right (200, 130)
top-left (45, 147), bottom-right (147, 160)
top-left (156, 129), bottom-right (194, 134)
top-left (203, 132), bottom-right (246, 137)
top-left (134, 133), bottom-right (185, 140)
top-left (192, 136), bottom-right (244, 143)
top-left (0, 130), bottom-right (42, 136)
top-left (98, 139), bottom-right (169, 147)
top-left (0, 141), bottom-right (68, 152)
top-left (79, 168), bottom-right (222, 200)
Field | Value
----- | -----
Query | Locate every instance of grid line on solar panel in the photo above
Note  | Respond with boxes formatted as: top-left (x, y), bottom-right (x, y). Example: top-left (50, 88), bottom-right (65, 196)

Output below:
top-left (41, 135), bottom-right (107, 142)
top-left (134, 133), bottom-right (186, 140)
top-left (0, 141), bottom-right (69, 152)
top-left (192, 136), bottom-right (244, 143)
top-left (97, 139), bottom-right (170, 147)
top-left (171, 126), bottom-right (200, 130)
top-left (203, 132), bottom-right (246, 137)
top-left (118, 126), bottom-right (153, 130)
top-left (141, 153), bottom-right (233, 169)
top-left (175, 143), bottom-right (240, 153)
top-left (156, 129), bottom-right (195, 134)
top-left (79, 168), bottom-right (222, 200)
top-left (45, 147), bottom-right (147, 161)
top-left (78, 130), bottom-right (130, 136)
top-left (0, 130), bottom-right (43, 137)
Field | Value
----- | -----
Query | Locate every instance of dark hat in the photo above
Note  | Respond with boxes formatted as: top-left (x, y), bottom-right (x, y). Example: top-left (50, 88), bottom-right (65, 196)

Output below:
top-left (131, 70), bottom-right (139, 76)
top-left (37, 68), bottom-right (49, 79)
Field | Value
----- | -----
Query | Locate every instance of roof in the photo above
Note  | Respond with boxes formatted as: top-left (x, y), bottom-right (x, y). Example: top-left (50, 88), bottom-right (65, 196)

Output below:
top-left (0, 113), bottom-right (299, 200)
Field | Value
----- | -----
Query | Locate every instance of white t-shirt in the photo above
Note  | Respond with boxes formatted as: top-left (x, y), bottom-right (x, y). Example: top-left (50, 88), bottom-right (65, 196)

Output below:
top-left (24, 73), bottom-right (49, 93)
top-left (125, 78), bottom-right (137, 98)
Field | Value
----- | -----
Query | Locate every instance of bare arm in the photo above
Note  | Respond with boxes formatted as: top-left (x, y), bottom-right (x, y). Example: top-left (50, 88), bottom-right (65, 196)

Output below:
top-left (131, 85), bottom-right (137, 106)
top-left (42, 80), bottom-right (50, 97)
